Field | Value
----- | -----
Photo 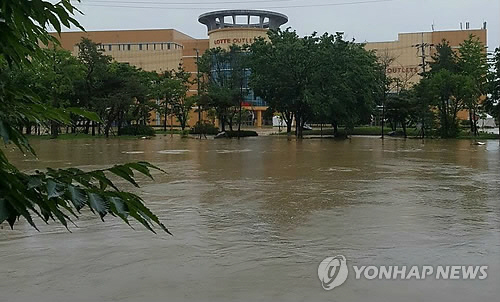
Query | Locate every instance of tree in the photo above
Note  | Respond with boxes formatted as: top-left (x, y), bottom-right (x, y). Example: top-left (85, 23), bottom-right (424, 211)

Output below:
top-left (412, 79), bottom-right (435, 138)
top-left (416, 40), bottom-right (466, 138)
top-left (311, 33), bottom-right (382, 137)
top-left (429, 40), bottom-right (458, 75)
top-left (0, 0), bottom-right (169, 233)
top-left (457, 35), bottom-right (488, 136)
top-left (375, 50), bottom-right (396, 139)
top-left (165, 67), bottom-right (193, 131)
top-left (385, 90), bottom-right (413, 137)
top-left (486, 48), bottom-right (500, 135)
top-left (420, 69), bottom-right (469, 138)
top-left (249, 29), bottom-right (319, 138)
top-left (199, 46), bottom-right (247, 133)
top-left (76, 37), bottom-right (111, 135)
top-left (38, 48), bottom-right (86, 137)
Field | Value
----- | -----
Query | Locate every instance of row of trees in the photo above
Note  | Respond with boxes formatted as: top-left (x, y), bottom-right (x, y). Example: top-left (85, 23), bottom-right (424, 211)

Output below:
top-left (249, 30), bottom-right (383, 138)
top-left (197, 30), bottom-right (383, 138)
top-left (382, 36), bottom-right (500, 139)
top-left (414, 36), bottom-right (489, 138)
top-left (1, 0), bottom-right (168, 232)
top-left (9, 29), bottom-right (495, 141)
top-left (4, 38), bottom-right (195, 137)
top-left (199, 30), bottom-right (499, 139)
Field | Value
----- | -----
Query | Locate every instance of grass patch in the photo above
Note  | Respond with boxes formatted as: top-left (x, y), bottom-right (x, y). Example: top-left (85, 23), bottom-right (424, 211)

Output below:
top-left (276, 126), bottom-right (499, 139)
top-left (155, 129), bottom-right (190, 135)
top-left (27, 133), bottom-right (145, 140)
top-left (457, 132), bottom-right (499, 140)
top-left (275, 127), bottom-right (419, 137)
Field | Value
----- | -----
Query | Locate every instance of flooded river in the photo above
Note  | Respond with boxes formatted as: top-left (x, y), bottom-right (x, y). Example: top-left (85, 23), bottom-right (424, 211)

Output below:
top-left (1, 136), bottom-right (499, 302)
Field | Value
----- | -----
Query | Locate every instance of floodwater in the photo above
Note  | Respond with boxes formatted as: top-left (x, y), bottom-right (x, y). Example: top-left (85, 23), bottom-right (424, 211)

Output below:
top-left (1, 136), bottom-right (499, 302)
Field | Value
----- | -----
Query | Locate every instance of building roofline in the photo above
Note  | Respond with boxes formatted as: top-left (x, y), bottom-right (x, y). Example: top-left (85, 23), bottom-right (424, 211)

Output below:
top-left (199, 9), bottom-right (288, 32)
top-left (364, 28), bottom-right (487, 44)
top-left (52, 28), bottom-right (197, 39)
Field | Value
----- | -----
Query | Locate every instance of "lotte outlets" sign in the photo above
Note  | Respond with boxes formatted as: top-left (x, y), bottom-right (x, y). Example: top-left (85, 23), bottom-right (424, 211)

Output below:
top-left (213, 37), bottom-right (262, 46)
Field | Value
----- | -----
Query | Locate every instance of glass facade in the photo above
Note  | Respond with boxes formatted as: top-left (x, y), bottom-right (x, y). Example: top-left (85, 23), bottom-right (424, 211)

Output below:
top-left (210, 58), bottom-right (267, 107)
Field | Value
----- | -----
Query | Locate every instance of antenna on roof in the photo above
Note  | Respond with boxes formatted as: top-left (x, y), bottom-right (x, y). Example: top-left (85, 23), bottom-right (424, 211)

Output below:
top-left (483, 21), bottom-right (487, 29)
top-left (460, 22), bottom-right (463, 30)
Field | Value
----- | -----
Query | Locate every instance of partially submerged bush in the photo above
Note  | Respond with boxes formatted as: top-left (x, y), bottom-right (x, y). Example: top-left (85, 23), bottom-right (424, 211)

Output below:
top-left (190, 122), bottom-right (219, 135)
top-left (225, 130), bottom-right (259, 138)
top-left (120, 125), bottom-right (155, 136)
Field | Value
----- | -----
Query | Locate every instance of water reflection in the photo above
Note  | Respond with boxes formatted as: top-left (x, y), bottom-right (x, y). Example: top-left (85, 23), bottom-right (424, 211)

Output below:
top-left (1, 136), bottom-right (499, 302)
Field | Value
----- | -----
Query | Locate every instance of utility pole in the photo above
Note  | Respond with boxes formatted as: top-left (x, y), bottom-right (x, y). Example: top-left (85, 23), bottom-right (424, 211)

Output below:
top-left (195, 48), bottom-right (202, 139)
top-left (414, 36), bottom-right (434, 138)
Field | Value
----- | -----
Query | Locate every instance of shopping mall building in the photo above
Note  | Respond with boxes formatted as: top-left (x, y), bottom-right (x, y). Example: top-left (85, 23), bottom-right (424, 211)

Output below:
top-left (53, 10), bottom-right (487, 127)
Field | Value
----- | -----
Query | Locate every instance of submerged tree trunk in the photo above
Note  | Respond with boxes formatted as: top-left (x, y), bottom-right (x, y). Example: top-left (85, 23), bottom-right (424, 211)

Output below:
top-left (296, 113), bottom-right (303, 139)
top-left (237, 99), bottom-right (242, 140)
top-left (332, 121), bottom-right (339, 137)
top-left (469, 109), bottom-right (476, 136)
top-left (402, 119), bottom-right (407, 138)
top-left (180, 112), bottom-right (187, 131)
top-left (50, 122), bottom-right (59, 138)
top-left (84, 120), bottom-right (90, 134)
top-left (286, 122), bottom-right (292, 134)
top-left (220, 114), bottom-right (226, 132)
top-left (164, 103), bottom-right (168, 132)
top-left (421, 115), bottom-right (426, 139)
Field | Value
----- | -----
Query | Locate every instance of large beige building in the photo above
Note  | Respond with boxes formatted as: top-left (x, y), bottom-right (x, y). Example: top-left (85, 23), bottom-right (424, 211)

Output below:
top-left (53, 10), bottom-right (487, 127)
top-left (365, 29), bottom-right (487, 89)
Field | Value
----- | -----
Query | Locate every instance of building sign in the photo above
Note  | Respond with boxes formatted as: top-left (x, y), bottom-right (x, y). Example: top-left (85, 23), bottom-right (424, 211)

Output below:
top-left (214, 37), bottom-right (262, 45)
top-left (387, 66), bottom-right (419, 74)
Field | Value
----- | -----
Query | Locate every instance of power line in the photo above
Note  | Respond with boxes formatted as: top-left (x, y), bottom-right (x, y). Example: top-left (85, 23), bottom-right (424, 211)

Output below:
top-left (83, 0), bottom-right (293, 4)
top-left (77, 0), bottom-right (394, 10)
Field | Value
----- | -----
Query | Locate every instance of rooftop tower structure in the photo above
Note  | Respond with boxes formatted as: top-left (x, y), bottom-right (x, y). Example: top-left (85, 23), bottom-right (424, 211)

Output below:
top-left (199, 9), bottom-right (288, 49)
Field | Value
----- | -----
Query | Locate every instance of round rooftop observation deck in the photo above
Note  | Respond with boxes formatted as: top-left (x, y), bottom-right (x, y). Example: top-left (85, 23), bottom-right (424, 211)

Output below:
top-left (199, 10), bottom-right (288, 32)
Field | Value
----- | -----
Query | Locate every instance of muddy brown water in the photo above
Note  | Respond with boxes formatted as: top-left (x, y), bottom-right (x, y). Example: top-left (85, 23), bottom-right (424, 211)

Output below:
top-left (1, 136), bottom-right (499, 302)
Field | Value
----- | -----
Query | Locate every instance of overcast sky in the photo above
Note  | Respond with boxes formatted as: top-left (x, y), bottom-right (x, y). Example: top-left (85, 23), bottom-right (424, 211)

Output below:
top-left (68, 0), bottom-right (499, 51)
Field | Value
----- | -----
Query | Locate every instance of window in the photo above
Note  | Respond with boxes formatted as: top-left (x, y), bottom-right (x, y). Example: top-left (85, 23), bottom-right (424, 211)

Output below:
top-left (167, 43), bottom-right (171, 50)
top-left (127, 44), bottom-right (131, 51)
top-left (118, 44), bottom-right (121, 51)
top-left (235, 15), bottom-right (247, 24)
top-left (139, 44), bottom-right (142, 50)
top-left (108, 45), bottom-right (112, 51)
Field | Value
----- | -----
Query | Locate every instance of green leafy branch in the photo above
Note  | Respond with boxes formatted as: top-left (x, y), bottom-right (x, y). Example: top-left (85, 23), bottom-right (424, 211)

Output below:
top-left (0, 161), bottom-right (170, 234)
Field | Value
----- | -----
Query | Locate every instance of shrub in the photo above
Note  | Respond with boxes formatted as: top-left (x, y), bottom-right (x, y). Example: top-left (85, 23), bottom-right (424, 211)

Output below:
top-left (120, 125), bottom-right (155, 136)
top-left (190, 122), bottom-right (219, 135)
top-left (225, 130), bottom-right (258, 138)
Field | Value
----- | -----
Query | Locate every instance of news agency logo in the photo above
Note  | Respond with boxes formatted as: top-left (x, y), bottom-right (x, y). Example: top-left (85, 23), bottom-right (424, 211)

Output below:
top-left (318, 255), bottom-right (349, 290)
top-left (318, 255), bottom-right (488, 291)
